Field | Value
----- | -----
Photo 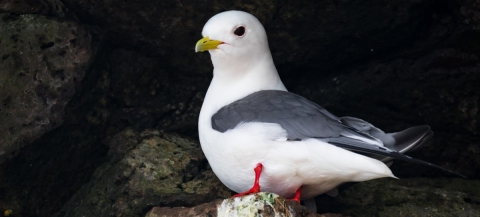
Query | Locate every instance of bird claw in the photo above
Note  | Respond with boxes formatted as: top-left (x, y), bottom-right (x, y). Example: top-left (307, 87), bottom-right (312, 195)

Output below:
top-left (232, 185), bottom-right (260, 197)
top-left (232, 163), bottom-right (263, 197)
top-left (231, 163), bottom-right (302, 204)
top-left (288, 186), bottom-right (302, 203)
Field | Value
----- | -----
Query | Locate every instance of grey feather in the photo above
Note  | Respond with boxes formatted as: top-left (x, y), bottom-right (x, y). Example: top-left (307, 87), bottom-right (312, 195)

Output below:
top-left (328, 138), bottom-right (465, 178)
top-left (211, 90), bottom-right (464, 178)
top-left (213, 90), bottom-right (359, 140)
top-left (341, 116), bottom-right (396, 146)
top-left (340, 117), bottom-right (434, 162)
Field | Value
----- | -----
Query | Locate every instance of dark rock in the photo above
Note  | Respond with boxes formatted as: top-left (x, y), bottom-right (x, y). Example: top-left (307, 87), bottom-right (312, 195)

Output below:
top-left (146, 200), bottom-right (223, 217)
top-left (0, 0), bottom-right (69, 17)
top-left (0, 0), bottom-right (49, 14)
top-left (56, 129), bottom-right (231, 217)
top-left (325, 178), bottom-right (480, 217)
top-left (0, 32), bottom-right (105, 216)
top-left (59, 0), bottom-right (446, 74)
top-left (0, 13), bottom-right (93, 164)
top-left (106, 49), bottom-right (208, 136)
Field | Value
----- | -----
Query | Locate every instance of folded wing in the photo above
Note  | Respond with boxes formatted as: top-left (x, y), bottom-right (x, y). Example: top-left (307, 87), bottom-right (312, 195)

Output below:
top-left (212, 90), bottom-right (464, 178)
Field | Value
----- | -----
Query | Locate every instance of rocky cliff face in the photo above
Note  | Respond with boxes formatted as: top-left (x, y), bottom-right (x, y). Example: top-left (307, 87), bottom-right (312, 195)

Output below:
top-left (0, 12), bottom-right (92, 164)
top-left (0, 0), bottom-right (479, 216)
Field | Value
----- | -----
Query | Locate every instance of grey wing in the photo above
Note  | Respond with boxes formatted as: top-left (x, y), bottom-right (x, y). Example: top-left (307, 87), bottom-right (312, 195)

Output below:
top-left (212, 90), bottom-right (355, 140)
top-left (211, 90), bottom-right (464, 178)
top-left (340, 116), bottom-right (434, 162)
top-left (327, 137), bottom-right (465, 178)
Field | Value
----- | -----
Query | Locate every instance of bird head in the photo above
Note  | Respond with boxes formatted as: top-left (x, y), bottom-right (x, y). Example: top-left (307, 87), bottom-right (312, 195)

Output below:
top-left (195, 10), bottom-right (272, 77)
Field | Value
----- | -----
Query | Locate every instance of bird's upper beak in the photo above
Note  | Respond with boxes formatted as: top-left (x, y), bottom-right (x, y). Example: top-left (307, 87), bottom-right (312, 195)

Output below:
top-left (195, 36), bottom-right (224, 53)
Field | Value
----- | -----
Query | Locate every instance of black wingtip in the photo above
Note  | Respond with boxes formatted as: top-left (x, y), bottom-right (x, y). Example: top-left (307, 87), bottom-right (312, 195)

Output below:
top-left (328, 140), bottom-right (467, 179)
top-left (391, 125), bottom-right (433, 153)
top-left (385, 154), bottom-right (467, 179)
top-left (422, 161), bottom-right (467, 179)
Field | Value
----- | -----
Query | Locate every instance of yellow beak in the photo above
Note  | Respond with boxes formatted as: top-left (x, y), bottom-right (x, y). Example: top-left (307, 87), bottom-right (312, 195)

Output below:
top-left (195, 36), bottom-right (223, 52)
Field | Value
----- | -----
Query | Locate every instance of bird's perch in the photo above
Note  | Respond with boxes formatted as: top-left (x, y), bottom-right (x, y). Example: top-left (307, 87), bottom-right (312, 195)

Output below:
top-left (145, 192), bottom-right (343, 217)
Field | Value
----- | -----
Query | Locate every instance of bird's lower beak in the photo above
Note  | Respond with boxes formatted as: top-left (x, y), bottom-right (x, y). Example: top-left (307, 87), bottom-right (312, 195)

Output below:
top-left (195, 36), bottom-right (223, 53)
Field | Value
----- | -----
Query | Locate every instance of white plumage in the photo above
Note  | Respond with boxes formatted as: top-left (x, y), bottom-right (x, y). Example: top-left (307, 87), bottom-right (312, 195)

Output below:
top-left (196, 10), bottom-right (395, 201)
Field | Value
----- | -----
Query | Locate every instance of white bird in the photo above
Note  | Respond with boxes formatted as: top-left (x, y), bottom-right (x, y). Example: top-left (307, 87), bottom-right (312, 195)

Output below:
top-left (195, 10), bottom-right (462, 209)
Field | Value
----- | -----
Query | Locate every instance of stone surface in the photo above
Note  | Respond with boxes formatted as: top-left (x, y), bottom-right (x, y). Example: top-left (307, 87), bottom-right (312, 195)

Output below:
top-left (0, 13), bottom-right (92, 163)
top-left (0, 0), bottom-right (67, 16)
top-left (106, 49), bottom-right (209, 135)
top-left (55, 129), bottom-right (231, 217)
top-left (146, 200), bottom-right (223, 217)
top-left (323, 178), bottom-right (480, 217)
top-left (60, 0), bottom-right (447, 74)
top-left (146, 193), bottom-right (343, 217)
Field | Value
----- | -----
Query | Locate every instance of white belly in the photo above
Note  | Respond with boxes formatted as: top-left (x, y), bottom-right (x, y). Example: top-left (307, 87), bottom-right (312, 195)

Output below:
top-left (199, 122), bottom-right (395, 200)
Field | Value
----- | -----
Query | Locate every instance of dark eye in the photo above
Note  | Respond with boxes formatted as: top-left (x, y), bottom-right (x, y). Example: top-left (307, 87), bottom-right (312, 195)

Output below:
top-left (234, 26), bottom-right (245, 36)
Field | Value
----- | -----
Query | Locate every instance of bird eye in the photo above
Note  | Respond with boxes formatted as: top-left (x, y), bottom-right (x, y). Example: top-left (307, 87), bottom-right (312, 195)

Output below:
top-left (234, 26), bottom-right (246, 36)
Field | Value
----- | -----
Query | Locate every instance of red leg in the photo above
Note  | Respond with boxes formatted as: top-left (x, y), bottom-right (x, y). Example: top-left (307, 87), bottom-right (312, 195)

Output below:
top-left (233, 163), bottom-right (263, 197)
top-left (289, 186), bottom-right (302, 203)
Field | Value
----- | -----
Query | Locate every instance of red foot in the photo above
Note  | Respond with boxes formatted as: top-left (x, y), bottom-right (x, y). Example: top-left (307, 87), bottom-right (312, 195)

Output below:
top-left (289, 186), bottom-right (302, 203)
top-left (233, 163), bottom-right (263, 197)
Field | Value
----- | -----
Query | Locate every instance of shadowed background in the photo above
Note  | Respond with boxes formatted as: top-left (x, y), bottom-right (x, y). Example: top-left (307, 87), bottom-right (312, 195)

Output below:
top-left (0, 0), bottom-right (479, 216)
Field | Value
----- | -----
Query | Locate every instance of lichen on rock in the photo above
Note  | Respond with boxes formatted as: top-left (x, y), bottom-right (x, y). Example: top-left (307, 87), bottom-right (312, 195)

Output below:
top-left (56, 128), bottom-right (231, 217)
top-left (146, 192), bottom-right (342, 217)
top-left (218, 192), bottom-right (294, 217)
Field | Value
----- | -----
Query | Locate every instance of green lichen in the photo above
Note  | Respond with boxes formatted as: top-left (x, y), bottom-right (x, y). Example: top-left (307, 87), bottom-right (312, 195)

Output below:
top-left (57, 129), bottom-right (231, 217)
top-left (260, 192), bottom-right (277, 205)
top-left (218, 192), bottom-right (294, 217)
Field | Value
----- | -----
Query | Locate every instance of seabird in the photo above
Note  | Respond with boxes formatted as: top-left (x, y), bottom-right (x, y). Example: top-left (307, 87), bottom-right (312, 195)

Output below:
top-left (195, 10), bottom-right (463, 209)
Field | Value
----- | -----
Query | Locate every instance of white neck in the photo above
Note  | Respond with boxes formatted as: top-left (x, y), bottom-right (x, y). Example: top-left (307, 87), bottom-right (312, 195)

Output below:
top-left (199, 52), bottom-right (286, 127)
